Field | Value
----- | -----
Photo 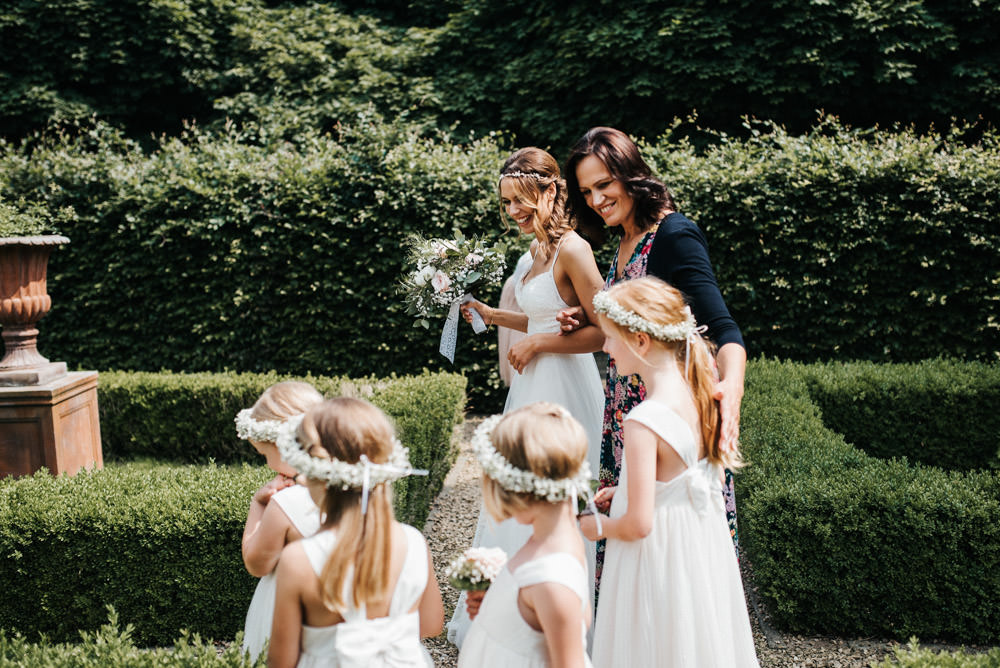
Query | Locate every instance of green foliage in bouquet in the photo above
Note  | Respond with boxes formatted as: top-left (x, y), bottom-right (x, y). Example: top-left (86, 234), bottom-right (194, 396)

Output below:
top-left (738, 359), bottom-right (1000, 644)
top-left (400, 231), bottom-right (507, 329)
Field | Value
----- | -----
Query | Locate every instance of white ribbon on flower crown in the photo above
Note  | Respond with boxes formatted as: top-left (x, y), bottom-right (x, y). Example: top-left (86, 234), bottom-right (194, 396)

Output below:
top-left (684, 324), bottom-right (709, 380)
top-left (439, 293), bottom-right (487, 364)
top-left (358, 454), bottom-right (429, 516)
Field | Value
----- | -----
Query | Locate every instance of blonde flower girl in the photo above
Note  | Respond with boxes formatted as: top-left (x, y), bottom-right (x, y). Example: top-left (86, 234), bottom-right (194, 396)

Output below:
top-left (580, 276), bottom-right (759, 667)
top-left (268, 397), bottom-right (444, 668)
top-left (458, 402), bottom-right (594, 668)
top-left (237, 380), bottom-right (324, 662)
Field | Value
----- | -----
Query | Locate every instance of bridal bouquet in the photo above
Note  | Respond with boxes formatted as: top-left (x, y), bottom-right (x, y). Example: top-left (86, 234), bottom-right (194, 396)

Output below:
top-left (399, 233), bottom-right (507, 362)
top-left (445, 547), bottom-right (507, 591)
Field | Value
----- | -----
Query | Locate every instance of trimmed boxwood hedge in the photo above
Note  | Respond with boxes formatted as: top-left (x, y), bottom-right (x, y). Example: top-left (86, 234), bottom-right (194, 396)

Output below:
top-left (739, 359), bottom-right (1000, 643)
top-left (97, 368), bottom-right (466, 529)
top-left (0, 370), bottom-right (464, 645)
top-left (872, 640), bottom-right (1000, 667)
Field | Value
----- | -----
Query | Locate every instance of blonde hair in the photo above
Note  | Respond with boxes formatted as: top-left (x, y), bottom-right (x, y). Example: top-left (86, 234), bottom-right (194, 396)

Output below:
top-left (498, 147), bottom-right (573, 260)
top-left (295, 397), bottom-right (397, 613)
top-left (481, 402), bottom-right (589, 522)
top-left (249, 381), bottom-right (324, 444)
top-left (596, 276), bottom-right (741, 470)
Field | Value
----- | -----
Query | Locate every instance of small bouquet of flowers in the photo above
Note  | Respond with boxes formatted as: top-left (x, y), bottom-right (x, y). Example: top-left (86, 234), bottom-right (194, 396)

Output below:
top-left (444, 546), bottom-right (508, 591)
top-left (399, 232), bottom-right (507, 363)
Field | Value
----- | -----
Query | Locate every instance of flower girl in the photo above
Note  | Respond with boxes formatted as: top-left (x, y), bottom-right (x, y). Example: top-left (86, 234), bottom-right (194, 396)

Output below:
top-left (268, 397), bottom-right (444, 668)
top-left (458, 402), bottom-right (594, 668)
top-left (579, 276), bottom-right (759, 667)
top-left (237, 380), bottom-right (324, 661)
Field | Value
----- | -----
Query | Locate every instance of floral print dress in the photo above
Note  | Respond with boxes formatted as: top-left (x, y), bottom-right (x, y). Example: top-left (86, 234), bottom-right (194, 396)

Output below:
top-left (595, 225), bottom-right (740, 593)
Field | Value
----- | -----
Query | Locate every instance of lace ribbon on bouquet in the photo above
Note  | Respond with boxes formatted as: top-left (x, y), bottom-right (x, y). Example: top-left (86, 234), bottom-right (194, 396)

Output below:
top-left (440, 294), bottom-right (487, 363)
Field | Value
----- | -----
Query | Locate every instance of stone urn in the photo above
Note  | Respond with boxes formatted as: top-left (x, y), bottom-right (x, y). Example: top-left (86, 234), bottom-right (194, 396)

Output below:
top-left (0, 235), bottom-right (70, 386)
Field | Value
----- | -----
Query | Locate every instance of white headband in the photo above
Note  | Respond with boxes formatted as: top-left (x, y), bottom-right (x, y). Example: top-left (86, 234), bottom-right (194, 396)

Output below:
top-left (275, 416), bottom-right (428, 514)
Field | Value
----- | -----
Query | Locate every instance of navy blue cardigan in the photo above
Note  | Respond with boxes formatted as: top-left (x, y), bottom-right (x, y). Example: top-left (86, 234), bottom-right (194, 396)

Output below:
top-left (646, 213), bottom-right (745, 351)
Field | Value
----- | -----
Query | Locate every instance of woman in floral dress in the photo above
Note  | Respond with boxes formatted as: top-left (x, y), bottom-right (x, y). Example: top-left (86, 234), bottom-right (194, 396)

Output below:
top-left (560, 127), bottom-right (746, 590)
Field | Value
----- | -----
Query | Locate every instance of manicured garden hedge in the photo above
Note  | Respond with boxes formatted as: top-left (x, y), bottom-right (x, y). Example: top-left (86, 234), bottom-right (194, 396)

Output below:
top-left (2, 117), bottom-right (998, 412)
top-left (0, 370), bottom-right (464, 645)
top-left (97, 368), bottom-right (466, 527)
top-left (738, 359), bottom-right (1000, 643)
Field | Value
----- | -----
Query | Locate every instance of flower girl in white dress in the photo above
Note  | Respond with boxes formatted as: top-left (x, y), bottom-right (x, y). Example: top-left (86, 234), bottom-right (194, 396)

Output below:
top-left (268, 397), bottom-right (444, 668)
top-left (458, 402), bottom-right (594, 668)
top-left (237, 381), bottom-right (324, 662)
top-left (580, 277), bottom-right (759, 667)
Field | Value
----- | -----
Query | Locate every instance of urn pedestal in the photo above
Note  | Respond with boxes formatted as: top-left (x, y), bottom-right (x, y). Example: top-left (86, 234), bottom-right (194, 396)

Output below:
top-left (0, 236), bottom-right (102, 477)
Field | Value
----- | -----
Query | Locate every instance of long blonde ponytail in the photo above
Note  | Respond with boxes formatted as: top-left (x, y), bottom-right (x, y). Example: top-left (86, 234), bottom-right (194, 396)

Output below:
top-left (295, 398), bottom-right (398, 612)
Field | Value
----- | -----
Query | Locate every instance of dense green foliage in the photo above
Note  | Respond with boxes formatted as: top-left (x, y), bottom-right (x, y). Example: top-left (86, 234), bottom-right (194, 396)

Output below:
top-left (0, 0), bottom-right (437, 140)
top-left (97, 369), bottom-right (466, 526)
top-left (872, 640), bottom-right (1000, 667)
top-left (0, 196), bottom-right (72, 237)
top-left (3, 0), bottom-right (999, 148)
top-left (739, 360), bottom-right (1000, 643)
top-left (430, 0), bottom-right (1000, 148)
top-left (646, 118), bottom-right (1000, 365)
top-left (0, 611), bottom-right (259, 667)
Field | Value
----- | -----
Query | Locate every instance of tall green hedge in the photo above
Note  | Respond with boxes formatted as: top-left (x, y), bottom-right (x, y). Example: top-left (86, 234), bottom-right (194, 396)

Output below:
top-left (739, 359), bottom-right (1000, 643)
top-left (1, 117), bottom-right (998, 411)
top-left (646, 118), bottom-right (1000, 365)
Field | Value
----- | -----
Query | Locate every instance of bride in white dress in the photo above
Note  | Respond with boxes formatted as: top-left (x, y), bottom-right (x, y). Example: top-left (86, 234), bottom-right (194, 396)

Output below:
top-left (450, 147), bottom-right (606, 647)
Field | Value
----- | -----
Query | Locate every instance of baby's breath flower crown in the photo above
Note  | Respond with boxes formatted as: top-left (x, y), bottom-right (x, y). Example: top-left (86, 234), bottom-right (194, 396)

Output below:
top-left (592, 290), bottom-right (700, 342)
top-left (275, 415), bottom-right (427, 492)
top-left (235, 408), bottom-right (291, 443)
top-left (472, 414), bottom-right (593, 503)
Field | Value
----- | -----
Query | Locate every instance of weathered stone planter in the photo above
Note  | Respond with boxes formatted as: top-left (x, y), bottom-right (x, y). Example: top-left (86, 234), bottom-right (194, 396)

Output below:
top-left (0, 235), bottom-right (103, 477)
top-left (0, 235), bottom-right (70, 386)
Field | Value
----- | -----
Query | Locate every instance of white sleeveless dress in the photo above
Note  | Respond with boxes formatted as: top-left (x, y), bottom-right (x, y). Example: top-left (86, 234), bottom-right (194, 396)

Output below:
top-left (591, 400), bottom-right (760, 667)
top-left (295, 524), bottom-right (433, 668)
top-left (447, 244), bottom-right (605, 647)
top-left (242, 484), bottom-right (321, 661)
top-left (458, 553), bottom-right (593, 668)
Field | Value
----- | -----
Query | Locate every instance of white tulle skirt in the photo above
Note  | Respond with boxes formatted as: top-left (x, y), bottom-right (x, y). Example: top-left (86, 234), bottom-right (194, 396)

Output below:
top-left (447, 350), bottom-right (604, 647)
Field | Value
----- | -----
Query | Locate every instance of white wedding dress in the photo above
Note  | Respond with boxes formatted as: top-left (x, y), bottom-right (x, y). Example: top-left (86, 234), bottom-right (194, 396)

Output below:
top-left (447, 243), bottom-right (604, 647)
top-left (591, 400), bottom-right (760, 667)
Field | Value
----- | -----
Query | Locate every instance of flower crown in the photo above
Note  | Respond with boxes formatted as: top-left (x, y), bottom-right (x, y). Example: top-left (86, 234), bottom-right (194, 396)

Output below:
top-left (592, 290), bottom-right (700, 342)
top-left (499, 170), bottom-right (544, 181)
top-left (275, 416), bottom-right (427, 498)
top-left (235, 408), bottom-right (292, 443)
top-left (472, 414), bottom-right (593, 503)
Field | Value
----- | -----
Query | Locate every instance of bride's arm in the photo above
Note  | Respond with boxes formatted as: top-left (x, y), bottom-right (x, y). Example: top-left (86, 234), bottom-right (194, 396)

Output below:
top-left (461, 301), bottom-right (529, 333)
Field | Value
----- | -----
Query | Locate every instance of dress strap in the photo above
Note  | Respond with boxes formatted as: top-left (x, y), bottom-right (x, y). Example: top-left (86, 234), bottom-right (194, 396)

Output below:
top-left (512, 553), bottom-right (588, 608)
top-left (624, 400), bottom-right (699, 466)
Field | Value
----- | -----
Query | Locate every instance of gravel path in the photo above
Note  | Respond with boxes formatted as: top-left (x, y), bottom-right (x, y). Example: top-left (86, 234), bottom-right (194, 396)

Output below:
top-left (419, 417), bottom-right (997, 667)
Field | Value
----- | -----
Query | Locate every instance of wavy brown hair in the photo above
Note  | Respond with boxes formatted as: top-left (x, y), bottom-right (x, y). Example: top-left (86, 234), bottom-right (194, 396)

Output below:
top-left (499, 147), bottom-right (573, 260)
top-left (295, 397), bottom-right (398, 613)
top-left (564, 127), bottom-right (676, 244)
